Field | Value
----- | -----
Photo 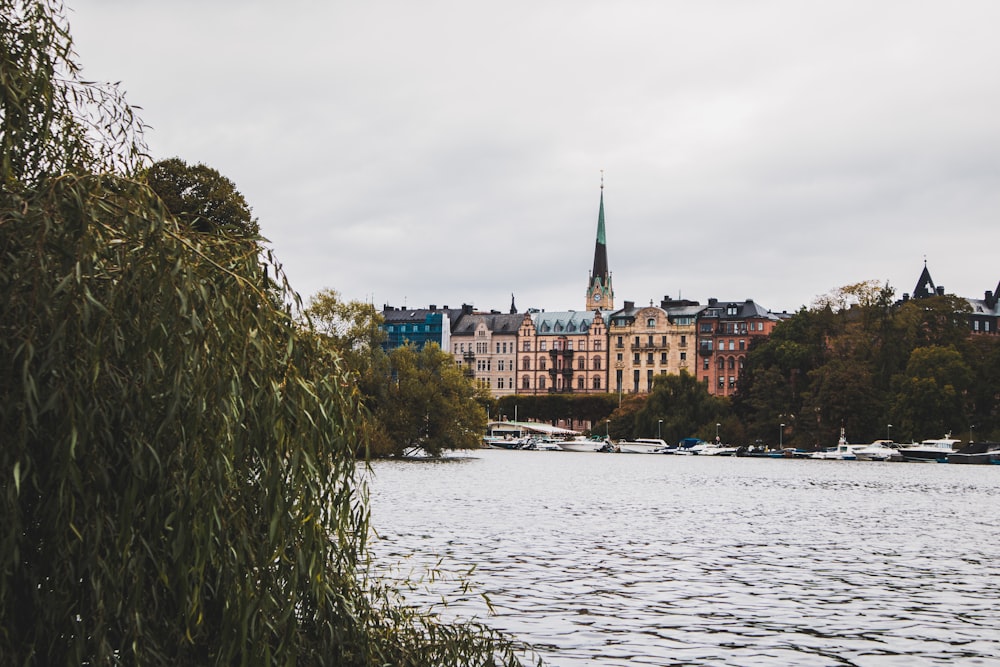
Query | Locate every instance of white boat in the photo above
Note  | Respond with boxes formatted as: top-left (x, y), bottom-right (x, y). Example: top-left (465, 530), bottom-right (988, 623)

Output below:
top-left (616, 438), bottom-right (668, 454)
top-left (696, 443), bottom-right (739, 456)
top-left (559, 436), bottom-right (609, 453)
top-left (852, 440), bottom-right (901, 461)
top-left (810, 428), bottom-right (859, 460)
top-left (897, 435), bottom-right (962, 463)
top-left (522, 437), bottom-right (564, 451)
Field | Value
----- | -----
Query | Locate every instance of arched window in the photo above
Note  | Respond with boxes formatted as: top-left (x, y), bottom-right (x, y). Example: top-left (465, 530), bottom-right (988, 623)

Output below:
top-left (577, 357), bottom-right (586, 370)
top-left (728, 357), bottom-right (735, 370)
top-left (522, 375), bottom-right (530, 390)
top-left (539, 376), bottom-right (546, 389)
top-left (718, 357), bottom-right (725, 370)
top-left (593, 356), bottom-right (602, 370)
top-left (522, 356), bottom-right (531, 370)
top-left (593, 376), bottom-right (602, 389)
top-left (577, 377), bottom-right (585, 389)
top-left (539, 358), bottom-right (547, 370)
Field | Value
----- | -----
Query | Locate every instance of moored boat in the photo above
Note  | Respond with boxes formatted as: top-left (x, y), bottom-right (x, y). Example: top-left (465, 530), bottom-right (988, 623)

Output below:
top-left (851, 440), bottom-right (901, 461)
top-left (559, 436), bottom-right (609, 453)
top-left (616, 438), bottom-right (668, 454)
top-left (947, 441), bottom-right (1000, 465)
top-left (810, 428), bottom-right (859, 460)
top-left (897, 435), bottom-right (962, 463)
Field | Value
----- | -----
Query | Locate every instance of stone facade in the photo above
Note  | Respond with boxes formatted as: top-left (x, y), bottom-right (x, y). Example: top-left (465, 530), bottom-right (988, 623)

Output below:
top-left (450, 311), bottom-right (522, 396)
top-left (516, 310), bottom-right (609, 394)
top-left (607, 299), bottom-right (703, 396)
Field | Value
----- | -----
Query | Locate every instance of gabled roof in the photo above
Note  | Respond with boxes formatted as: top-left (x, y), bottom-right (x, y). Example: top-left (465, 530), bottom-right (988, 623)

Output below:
top-left (530, 310), bottom-right (598, 335)
top-left (913, 262), bottom-right (937, 299)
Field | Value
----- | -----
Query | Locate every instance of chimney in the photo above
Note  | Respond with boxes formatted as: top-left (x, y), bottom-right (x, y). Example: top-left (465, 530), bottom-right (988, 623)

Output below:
top-left (624, 300), bottom-right (634, 310)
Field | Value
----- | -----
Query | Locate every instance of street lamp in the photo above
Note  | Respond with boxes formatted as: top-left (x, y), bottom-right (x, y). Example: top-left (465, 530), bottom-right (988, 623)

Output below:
top-left (887, 424), bottom-right (892, 441)
top-left (779, 423), bottom-right (785, 448)
top-left (658, 419), bottom-right (663, 440)
top-left (716, 422), bottom-right (721, 443)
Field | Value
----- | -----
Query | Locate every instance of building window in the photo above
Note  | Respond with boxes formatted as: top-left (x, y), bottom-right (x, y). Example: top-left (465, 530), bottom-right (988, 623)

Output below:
top-left (703, 358), bottom-right (709, 370)
top-left (497, 377), bottom-right (504, 389)
top-left (680, 335), bottom-right (687, 346)
top-left (578, 377), bottom-right (585, 389)
top-left (634, 336), bottom-right (640, 347)
top-left (579, 341), bottom-right (587, 351)
top-left (577, 358), bottom-right (585, 370)
top-left (539, 359), bottom-right (547, 370)
top-left (498, 360), bottom-right (505, 371)
top-left (523, 341), bottom-right (531, 352)
top-left (522, 357), bottom-right (531, 370)
top-left (680, 352), bottom-right (687, 361)
top-left (728, 358), bottom-right (735, 370)
top-left (718, 358), bottom-right (725, 370)
top-left (647, 317), bottom-right (656, 327)
top-left (539, 376), bottom-right (546, 389)
top-left (660, 352), bottom-right (667, 364)
top-left (617, 353), bottom-right (623, 362)
top-left (633, 353), bottom-right (640, 364)
top-left (522, 376), bottom-right (530, 389)
top-left (540, 341), bottom-right (547, 351)
top-left (739, 340), bottom-right (746, 351)
top-left (646, 353), bottom-right (653, 364)
top-left (567, 341), bottom-right (573, 351)
top-left (593, 376), bottom-right (602, 389)
top-left (594, 340), bottom-right (601, 351)
top-left (593, 356), bottom-right (602, 370)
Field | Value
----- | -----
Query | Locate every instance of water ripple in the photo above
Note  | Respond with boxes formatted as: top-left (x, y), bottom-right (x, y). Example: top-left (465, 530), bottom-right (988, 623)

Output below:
top-left (365, 451), bottom-right (1000, 666)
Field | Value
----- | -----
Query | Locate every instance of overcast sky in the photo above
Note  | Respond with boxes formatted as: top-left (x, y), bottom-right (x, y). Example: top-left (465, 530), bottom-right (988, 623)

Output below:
top-left (68, 1), bottom-right (1000, 315)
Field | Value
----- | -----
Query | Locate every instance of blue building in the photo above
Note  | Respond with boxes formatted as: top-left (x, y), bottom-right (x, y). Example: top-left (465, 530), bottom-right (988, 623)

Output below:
top-left (380, 304), bottom-right (472, 352)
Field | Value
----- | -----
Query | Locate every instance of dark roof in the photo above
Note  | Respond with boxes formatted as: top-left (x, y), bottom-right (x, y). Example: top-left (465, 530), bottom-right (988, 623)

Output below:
top-left (452, 312), bottom-right (525, 336)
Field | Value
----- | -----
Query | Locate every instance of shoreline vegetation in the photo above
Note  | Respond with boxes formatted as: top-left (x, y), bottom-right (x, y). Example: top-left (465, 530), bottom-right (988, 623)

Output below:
top-left (0, 2), bottom-right (537, 664)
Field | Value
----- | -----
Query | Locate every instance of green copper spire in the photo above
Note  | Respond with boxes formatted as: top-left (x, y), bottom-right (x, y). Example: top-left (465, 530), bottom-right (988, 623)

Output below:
top-left (591, 178), bottom-right (608, 280)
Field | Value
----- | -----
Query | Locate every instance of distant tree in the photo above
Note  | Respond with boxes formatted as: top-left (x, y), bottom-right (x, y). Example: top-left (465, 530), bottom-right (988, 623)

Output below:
top-left (800, 358), bottom-right (883, 445)
top-left (375, 344), bottom-right (490, 456)
top-left (631, 371), bottom-right (727, 445)
top-left (145, 157), bottom-right (259, 236)
top-left (891, 345), bottom-right (973, 441)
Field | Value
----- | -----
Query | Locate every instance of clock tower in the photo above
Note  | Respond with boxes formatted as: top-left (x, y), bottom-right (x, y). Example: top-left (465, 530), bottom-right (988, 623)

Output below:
top-left (586, 177), bottom-right (614, 311)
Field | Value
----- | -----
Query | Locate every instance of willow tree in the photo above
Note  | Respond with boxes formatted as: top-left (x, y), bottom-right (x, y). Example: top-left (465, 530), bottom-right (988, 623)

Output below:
top-left (1, 2), bottom-right (533, 664)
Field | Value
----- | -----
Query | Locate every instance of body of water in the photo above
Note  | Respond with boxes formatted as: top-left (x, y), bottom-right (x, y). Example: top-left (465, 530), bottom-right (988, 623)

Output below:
top-left (365, 449), bottom-right (1000, 666)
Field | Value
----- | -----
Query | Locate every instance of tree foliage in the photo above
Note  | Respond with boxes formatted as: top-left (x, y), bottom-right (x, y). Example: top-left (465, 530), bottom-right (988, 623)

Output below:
top-left (1, 3), bottom-right (534, 664)
top-left (145, 157), bottom-right (259, 236)
top-left (736, 284), bottom-right (1000, 446)
top-left (629, 371), bottom-right (728, 445)
top-left (304, 291), bottom-right (491, 458)
top-left (374, 344), bottom-right (491, 457)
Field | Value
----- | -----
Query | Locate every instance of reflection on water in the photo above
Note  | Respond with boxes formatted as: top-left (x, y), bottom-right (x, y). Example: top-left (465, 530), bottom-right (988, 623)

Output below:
top-left (365, 450), bottom-right (1000, 666)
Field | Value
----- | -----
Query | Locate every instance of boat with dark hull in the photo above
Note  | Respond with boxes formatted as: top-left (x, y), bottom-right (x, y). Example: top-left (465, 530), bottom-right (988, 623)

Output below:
top-left (947, 442), bottom-right (1000, 465)
top-left (897, 435), bottom-right (962, 463)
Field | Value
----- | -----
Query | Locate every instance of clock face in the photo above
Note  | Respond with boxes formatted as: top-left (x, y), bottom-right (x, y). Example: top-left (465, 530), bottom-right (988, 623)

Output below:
top-left (593, 293), bottom-right (601, 302)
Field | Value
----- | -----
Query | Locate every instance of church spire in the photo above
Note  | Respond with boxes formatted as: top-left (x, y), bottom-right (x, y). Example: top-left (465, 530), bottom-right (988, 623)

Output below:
top-left (586, 172), bottom-right (614, 310)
